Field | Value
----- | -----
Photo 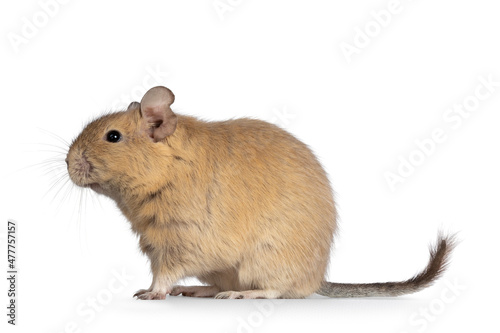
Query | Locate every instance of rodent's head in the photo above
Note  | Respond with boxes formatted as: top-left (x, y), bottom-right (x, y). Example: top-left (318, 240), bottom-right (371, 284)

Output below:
top-left (66, 86), bottom-right (177, 198)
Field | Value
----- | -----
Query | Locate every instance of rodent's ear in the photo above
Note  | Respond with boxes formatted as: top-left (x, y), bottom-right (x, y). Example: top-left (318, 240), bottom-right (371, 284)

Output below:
top-left (127, 101), bottom-right (140, 111)
top-left (140, 86), bottom-right (177, 142)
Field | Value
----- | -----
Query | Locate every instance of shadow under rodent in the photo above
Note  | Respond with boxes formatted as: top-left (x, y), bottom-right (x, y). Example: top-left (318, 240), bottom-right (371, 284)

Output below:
top-left (66, 86), bottom-right (456, 300)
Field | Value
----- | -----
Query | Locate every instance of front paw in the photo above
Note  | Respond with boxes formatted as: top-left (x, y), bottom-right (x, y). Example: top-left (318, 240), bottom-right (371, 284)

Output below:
top-left (135, 291), bottom-right (167, 300)
top-left (133, 288), bottom-right (151, 298)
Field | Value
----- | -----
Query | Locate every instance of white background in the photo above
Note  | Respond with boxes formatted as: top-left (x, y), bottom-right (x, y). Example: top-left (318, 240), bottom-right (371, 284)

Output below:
top-left (1, 0), bottom-right (499, 332)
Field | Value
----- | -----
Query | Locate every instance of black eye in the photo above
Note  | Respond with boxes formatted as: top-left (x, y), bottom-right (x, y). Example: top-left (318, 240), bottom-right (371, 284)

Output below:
top-left (106, 130), bottom-right (122, 143)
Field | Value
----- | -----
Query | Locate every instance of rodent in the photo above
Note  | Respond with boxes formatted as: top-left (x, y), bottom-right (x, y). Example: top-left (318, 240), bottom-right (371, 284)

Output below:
top-left (66, 86), bottom-right (455, 299)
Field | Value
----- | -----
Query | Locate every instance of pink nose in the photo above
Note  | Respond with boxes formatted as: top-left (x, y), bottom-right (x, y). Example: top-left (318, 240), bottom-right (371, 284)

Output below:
top-left (74, 154), bottom-right (93, 176)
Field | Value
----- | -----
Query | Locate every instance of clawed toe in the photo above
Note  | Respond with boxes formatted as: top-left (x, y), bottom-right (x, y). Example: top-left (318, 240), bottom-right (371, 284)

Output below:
top-left (133, 289), bottom-right (150, 298)
top-left (135, 291), bottom-right (167, 300)
top-left (215, 291), bottom-right (244, 299)
top-left (169, 285), bottom-right (220, 298)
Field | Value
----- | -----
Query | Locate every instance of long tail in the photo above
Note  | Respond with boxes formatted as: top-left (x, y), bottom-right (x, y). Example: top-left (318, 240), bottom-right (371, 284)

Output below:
top-left (317, 233), bottom-right (457, 297)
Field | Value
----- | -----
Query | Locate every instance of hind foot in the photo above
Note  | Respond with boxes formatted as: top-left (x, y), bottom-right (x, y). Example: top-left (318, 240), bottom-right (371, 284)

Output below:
top-left (170, 285), bottom-right (220, 298)
top-left (215, 290), bottom-right (281, 299)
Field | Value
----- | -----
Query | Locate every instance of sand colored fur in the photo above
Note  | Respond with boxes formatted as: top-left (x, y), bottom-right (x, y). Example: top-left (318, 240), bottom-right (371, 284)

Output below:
top-left (67, 86), bottom-right (454, 300)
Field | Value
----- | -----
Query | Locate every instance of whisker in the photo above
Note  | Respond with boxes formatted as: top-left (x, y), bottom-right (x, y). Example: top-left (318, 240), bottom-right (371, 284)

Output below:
top-left (82, 189), bottom-right (90, 253)
top-left (51, 177), bottom-right (73, 206)
top-left (45, 171), bottom-right (65, 191)
top-left (34, 127), bottom-right (95, 256)
top-left (42, 159), bottom-right (66, 166)
top-left (47, 174), bottom-right (68, 185)
top-left (77, 186), bottom-right (90, 255)
top-left (21, 142), bottom-right (68, 154)
top-left (89, 187), bottom-right (102, 210)
top-left (23, 149), bottom-right (67, 155)
top-left (45, 173), bottom-right (71, 202)
top-left (37, 127), bottom-right (71, 147)
top-left (61, 182), bottom-right (76, 206)
top-left (13, 157), bottom-right (66, 176)
top-left (59, 182), bottom-right (79, 224)
top-left (66, 185), bottom-right (80, 234)
top-left (27, 142), bottom-right (68, 149)
top-left (45, 164), bottom-right (67, 174)
top-left (52, 179), bottom-right (73, 215)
